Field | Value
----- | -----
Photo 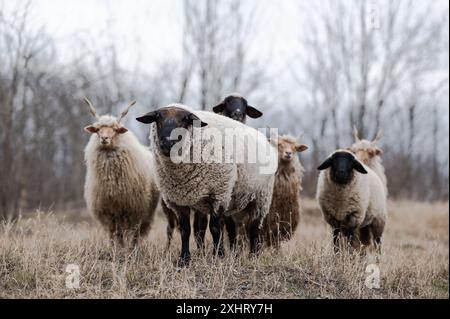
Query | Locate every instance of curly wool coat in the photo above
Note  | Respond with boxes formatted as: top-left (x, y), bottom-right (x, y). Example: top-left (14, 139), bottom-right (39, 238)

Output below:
top-left (263, 141), bottom-right (305, 246)
top-left (150, 104), bottom-right (277, 225)
top-left (316, 150), bottom-right (387, 249)
top-left (84, 116), bottom-right (160, 245)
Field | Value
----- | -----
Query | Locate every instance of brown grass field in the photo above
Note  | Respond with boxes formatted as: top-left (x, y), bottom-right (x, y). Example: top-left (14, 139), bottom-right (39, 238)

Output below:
top-left (0, 199), bottom-right (448, 299)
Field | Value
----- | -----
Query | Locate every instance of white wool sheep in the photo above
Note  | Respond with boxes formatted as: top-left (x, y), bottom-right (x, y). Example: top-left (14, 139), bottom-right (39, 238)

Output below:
top-left (136, 103), bottom-right (277, 264)
top-left (316, 150), bottom-right (387, 252)
top-left (348, 127), bottom-right (387, 191)
top-left (83, 99), bottom-right (159, 246)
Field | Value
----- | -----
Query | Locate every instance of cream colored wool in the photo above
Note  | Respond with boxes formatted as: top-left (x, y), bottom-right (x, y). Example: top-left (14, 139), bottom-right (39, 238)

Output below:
top-left (349, 139), bottom-right (387, 191)
top-left (84, 115), bottom-right (160, 245)
top-left (150, 104), bottom-right (277, 225)
top-left (316, 150), bottom-right (387, 241)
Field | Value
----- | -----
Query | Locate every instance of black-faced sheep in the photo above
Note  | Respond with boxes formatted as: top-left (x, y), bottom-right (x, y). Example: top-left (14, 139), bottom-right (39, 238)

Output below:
top-left (212, 93), bottom-right (263, 123)
top-left (210, 93), bottom-right (264, 250)
top-left (136, 104), bottom-right (277, 265)
top-left (316, 150), bottom-right (387, 253)
top-left (83, 98), bottom-right (160, 247)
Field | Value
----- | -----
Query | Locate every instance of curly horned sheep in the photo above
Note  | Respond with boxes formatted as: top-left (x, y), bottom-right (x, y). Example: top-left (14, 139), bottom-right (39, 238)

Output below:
top-left (136, 103), bottom-right (277, 265)
top-left (263, 134), bottom-right (308, 247)
top-left (316, 150), bottom-right (387, 253)
top-left (348, 126), bottom-right (387, 191)
top-left (83, 98), bottom-right (160, 247)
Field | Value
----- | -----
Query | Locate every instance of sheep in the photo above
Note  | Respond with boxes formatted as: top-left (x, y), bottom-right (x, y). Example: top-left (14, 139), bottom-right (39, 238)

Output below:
top-left (316, 150), bottom-right (387, 253)
top-left (227, 133), bottom-right (308, 249)
top-left (348, 126), bottom-right (387, 191)
top-left (83, 98), bottom-right (160, 247)
top-left (263, 134), bottom-right (308, 247)
top-left (209, 93), bottom-right (264, 249)
top-left (212, 93), bottom-right (263, 123)
top-left (162, 200), bottom-right (208, 251)
top-left (136, 103), bottom-right (277, 265)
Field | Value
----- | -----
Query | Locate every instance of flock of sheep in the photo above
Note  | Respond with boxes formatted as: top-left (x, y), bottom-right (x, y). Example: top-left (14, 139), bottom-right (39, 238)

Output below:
top-left (83, 93), bottom-right (388, 266)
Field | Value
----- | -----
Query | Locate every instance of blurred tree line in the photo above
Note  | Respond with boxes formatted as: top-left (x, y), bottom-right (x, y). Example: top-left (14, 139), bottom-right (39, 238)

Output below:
top-left (0, 0), bottom-right (448, 220)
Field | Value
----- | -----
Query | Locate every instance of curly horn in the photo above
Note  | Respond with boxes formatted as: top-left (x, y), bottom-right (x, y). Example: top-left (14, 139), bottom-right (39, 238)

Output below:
top-left (353, 125), bottom-right (360, 142)
top-left (84, 97), bottom-right (99, 119)
top-left (373, 129), bottom-right (383, 144)
top-left (118, 101), bottom-right (137, 123)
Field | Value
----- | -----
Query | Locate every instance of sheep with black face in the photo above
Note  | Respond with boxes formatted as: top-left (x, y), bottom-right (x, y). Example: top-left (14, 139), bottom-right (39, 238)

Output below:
top-left (316, 150), bottom-right (387, 253)
top-left (212, 93), bottom-right (263, 123)
top-left (136, 104), bottom-right (277, 265)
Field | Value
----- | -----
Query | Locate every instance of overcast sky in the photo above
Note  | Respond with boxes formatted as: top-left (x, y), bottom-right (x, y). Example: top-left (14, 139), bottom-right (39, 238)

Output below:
top-left (13, 0), bottom-right (306, 77)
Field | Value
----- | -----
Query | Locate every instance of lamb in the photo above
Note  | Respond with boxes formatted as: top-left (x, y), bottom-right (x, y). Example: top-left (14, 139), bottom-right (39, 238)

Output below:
top-left (136, 103), bottom-right (277, 265)
top-left (348, 126), bottom-right (387, 191)
top-left (83, 98), bottom-right (160, 247)
top-left (263, 134), bottom-right (308, 247)
top-left (316, 150), bottom-right (387, 253)
top-left (212, 93), bottom-right (263, 123)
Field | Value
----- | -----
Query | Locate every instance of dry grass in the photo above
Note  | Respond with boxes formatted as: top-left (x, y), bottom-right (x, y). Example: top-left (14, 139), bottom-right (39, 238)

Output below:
top-left (0, 199), bottom-right (448, 299)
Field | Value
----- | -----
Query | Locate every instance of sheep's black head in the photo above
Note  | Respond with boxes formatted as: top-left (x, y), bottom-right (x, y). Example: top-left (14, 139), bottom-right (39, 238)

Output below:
top-left (212, 94), bottom-right (262, 123)
top-left (317, 151), bottom-right (368, 185)
top-left (136, 106), bottom-right (207, 157)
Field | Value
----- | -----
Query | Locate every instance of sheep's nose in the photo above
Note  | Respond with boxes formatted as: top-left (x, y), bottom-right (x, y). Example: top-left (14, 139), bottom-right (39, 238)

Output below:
top-left (232, 110), bottom-right (242, 118)
top-left (161, 137), bottom-right (176, 149)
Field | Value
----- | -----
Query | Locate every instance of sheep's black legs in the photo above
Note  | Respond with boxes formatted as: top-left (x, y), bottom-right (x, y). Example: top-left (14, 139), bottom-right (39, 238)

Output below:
top-left (248, 219), bottom-right (262, 255)
top-left (332, 227), bottom-right (341, 253)
top-left (209, 214), bottom-right (225, 258)
top-left (224, 216), bottom-right (237, 250)
top-left (193, 210), bottom-right (208, 250)
top-left (161, 200), bottom-right (177, 248)
top-left (371, 218), bottom-right (385, 254)
top-left (359, 226), bottom-right (372, 247)
top-left (177, 206), bottom-right (191, 266)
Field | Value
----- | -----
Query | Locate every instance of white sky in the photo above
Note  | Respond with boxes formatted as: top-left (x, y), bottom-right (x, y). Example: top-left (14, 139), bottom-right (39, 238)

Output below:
top-left (17, 0), bottom-right (304, 76)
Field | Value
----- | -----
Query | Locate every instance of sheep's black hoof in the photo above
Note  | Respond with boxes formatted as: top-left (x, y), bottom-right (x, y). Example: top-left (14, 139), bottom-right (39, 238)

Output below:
top-left (213, 248), bottom-right (225, 259)
top-left (177, 255), bottom-right (191, 267)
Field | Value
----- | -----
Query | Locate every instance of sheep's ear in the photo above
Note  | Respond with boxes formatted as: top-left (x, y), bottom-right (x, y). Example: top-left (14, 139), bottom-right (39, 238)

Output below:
top-left (375, 147), bottom-right (383, 156)
top-left (246, 105), bottom-right (263, 119)
top-left (296, 144), bottom-right (308, 153)
top-left (317, 157), bottom-right (333, 170)
top-left (84, 125), bottom-right (98, 134)
top-left (189, 113), bottom-right (208, 127)
top-left (116, 127), bottom-right (128, 134)
top-left (136, 111), bottom-right (159, 124)
top-left (212, 102), bottom-right (225, 114)
top-left (353, 159), bottom-right (368, 174)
